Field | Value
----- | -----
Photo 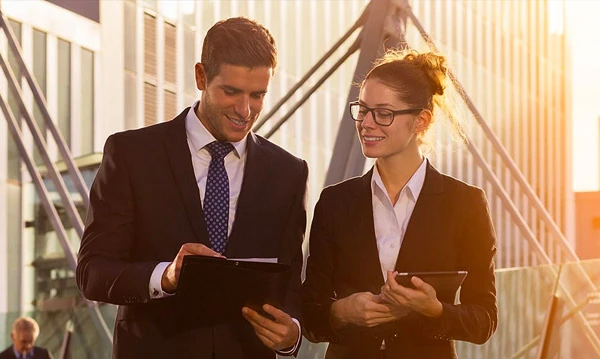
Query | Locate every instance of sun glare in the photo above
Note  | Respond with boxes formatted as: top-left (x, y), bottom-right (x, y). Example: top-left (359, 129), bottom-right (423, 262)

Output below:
top-left (567, 1), bottom-right (600, 192)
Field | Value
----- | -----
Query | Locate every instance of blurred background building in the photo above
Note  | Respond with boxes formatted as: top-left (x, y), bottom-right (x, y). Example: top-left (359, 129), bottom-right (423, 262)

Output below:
top-left (0, 0), bottom-right (598, 358)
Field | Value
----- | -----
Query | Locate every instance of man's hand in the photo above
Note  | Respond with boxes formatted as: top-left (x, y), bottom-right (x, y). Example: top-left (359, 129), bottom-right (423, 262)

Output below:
top-left (329, 291), bottom-right (407, 328)
top-left (242, 304), bottom-right (300, 352)
top-left (380, 270), bottom-right (443, 318)
top-left (161, 243), bottom-right (224, 293)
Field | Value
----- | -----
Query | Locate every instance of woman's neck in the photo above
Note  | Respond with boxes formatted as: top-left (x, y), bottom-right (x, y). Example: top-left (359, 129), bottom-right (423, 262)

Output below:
top-left (376, 150), bottom-right (424, 204)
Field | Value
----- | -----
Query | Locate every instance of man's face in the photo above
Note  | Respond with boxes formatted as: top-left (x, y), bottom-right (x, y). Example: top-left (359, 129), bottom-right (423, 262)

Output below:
top-left (11, 329), bottom-right (35, 354)
top-left (195, 63), bottom-right (272, 142)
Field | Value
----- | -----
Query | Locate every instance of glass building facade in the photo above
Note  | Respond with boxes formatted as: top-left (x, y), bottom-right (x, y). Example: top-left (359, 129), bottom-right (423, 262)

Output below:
top-left (0, 0), bottom-right (578, 357)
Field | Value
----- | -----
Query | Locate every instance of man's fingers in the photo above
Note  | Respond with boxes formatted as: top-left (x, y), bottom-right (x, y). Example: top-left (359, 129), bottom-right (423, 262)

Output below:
top-left (262, 304), bottom-right (290, 323)
top-left (243, 307), bottom-right (281, 333)
top-left (180, 243), bottom-right (224, 257)
top-left (242, 307), bottom-right (287, 347)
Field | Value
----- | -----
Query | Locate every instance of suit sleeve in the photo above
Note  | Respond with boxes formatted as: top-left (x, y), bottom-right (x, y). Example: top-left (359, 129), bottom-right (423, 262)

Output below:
top-left (76, 134), bottom-right (158, 305)
top-left (419, 187), bottom-right (498, 344)
top-left (300, 189), bottom-right (341, 343)
top-left (279, 160), bottom-right (309, 322)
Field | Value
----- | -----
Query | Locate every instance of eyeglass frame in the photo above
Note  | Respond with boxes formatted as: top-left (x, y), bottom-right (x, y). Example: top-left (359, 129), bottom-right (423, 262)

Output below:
top-left (348, 101), bottom-right (425, 127)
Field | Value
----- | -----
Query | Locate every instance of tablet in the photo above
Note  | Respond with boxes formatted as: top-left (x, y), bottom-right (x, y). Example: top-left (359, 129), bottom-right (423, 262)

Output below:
top-left (395, 271), bottom-right (468, 294)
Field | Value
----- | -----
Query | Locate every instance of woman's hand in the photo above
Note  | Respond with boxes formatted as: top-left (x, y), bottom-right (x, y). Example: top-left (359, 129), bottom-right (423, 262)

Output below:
top-left (329, 291), bottom-right (408, 328)
top-left (380, 270), bottom-right (443, 318)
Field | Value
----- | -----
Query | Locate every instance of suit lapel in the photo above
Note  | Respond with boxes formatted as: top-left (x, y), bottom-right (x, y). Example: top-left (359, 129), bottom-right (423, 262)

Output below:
top-left (227, 133), bottom-right (270, 248)
top-left (350, 169), bottom-right (387, 289)
top-left (395, 161), bottom-right (444, 271)
top-left (163, 111), bottom-right (210, 246)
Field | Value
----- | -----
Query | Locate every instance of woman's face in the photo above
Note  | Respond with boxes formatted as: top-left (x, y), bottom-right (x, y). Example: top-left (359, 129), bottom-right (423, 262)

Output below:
top-left (355, 79), bottom-right (425, 160)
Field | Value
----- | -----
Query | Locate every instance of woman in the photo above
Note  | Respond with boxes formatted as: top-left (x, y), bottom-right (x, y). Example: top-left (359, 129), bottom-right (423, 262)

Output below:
top-left (301, 50), bottom-right (498, 358)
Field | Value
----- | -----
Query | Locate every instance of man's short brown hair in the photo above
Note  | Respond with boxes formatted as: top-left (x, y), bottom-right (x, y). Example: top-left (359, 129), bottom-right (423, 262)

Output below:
top-left (201, 17), bottom-right (277, 83)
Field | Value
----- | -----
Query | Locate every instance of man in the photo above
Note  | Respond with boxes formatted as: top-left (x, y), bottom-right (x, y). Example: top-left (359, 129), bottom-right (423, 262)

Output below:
top-left (0, 317), bottom-right (53, 359)
top-left (76, 17), bottom-right (307, 358)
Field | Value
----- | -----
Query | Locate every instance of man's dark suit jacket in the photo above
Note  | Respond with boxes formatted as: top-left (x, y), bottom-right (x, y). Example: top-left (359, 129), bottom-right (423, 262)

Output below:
top-left (76, 109), bottom-right (308, 359)
top-left (301, 162), bottom-right (497, 359)
top-left (0, 346), bottom-right (53, 359)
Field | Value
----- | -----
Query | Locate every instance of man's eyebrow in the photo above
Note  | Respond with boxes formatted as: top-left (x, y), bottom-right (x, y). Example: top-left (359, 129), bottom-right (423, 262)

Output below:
top-left (220, 85), bottom-right (267, 96)
top-left (220, 85), bottom-right (242, 93)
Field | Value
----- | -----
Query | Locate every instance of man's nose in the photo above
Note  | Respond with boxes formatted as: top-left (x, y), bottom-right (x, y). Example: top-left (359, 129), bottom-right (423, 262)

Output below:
top-left (234, 96), bottom-right (251, 119)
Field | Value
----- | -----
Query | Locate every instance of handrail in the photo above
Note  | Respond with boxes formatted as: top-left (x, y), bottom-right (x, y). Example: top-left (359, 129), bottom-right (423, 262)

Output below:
top-left (265, 36), bottom-right (361, 139)
top-left (0, 50), bottom-right (85, 239)
top-left (401, 4), bottom-right (578, 262)
top-left (0, 12), bottom-right (90, 209)
top-left (0, 13), bottom-right (112, 346)
top-left (253, 2), bottom-right (369, 133)
top-left (393, 1), bottom-right (599, 353)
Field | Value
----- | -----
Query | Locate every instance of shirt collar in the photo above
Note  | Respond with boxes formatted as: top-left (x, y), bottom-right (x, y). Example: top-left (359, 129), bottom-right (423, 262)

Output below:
top-left (13, 347), bottom-right (33, 358)
top-left (371, 158), bottom-right (428, 201)
top-left (185, 100), bottom-right (247, 158)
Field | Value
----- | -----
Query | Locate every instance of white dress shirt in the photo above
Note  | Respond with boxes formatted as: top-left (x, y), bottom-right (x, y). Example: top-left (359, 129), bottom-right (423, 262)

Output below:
top-left (371, 158), bottom-right (427, 280)
top-left (149, 100), bottom-right (246, 299)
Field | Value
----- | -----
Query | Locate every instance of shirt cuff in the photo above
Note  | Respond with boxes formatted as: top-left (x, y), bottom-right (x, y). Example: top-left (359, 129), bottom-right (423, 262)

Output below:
top-left (275, 318), bottom-right (301, 355)
top-left (149, 262), bottom-right (175, 299)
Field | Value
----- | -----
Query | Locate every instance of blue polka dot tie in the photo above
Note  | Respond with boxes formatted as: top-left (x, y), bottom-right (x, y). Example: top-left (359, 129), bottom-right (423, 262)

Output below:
top-left (204, 141), bottom-right (234, 254)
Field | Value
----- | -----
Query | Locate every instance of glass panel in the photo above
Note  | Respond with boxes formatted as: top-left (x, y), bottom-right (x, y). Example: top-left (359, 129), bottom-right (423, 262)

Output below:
top-left (123, 0), bottom-right (137, 72)
top-left (124, 71), bottom-right (138, 130)
top-left (164, 22), bottom-right (176, 84)
top-left (32, 29), bottom-right (47, 166)
top-left (6, 185), bottom-right (22, 310)
top-left (57, 39), bottom-right (71, 148)
top-left (183, 25), bottom-right (196, 96)
top-left (7, 19), bottom-right (22, 182)
top-left (80, 48), bottom-right (94, 154)
top-left (144, 13), bottom-right (157, 78)
top-left (164, 89), bottom-right (177, 120)
top-left (144, 82), bottom-right (157, 126)
top-left (546, 259), bottom-right (600, 358)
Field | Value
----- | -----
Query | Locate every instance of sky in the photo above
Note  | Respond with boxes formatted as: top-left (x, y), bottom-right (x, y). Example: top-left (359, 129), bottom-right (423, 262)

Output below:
top-left (566, 0), bottom-right (600, 191)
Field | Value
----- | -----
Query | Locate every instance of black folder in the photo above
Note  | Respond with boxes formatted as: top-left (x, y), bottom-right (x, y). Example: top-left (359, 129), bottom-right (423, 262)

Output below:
top-left (175, 255), bottom-right (291, 327)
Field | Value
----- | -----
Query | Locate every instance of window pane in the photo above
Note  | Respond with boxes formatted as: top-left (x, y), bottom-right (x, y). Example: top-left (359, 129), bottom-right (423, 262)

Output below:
top-left (81, 48), bottom-right (94, 154)
top-left (144, 82), bottom-right (157, 126)
top-left (144, 13), bottom-right (157, 78)
top-left (7, 19), bottom-right (22, 182)
top-left (164, 89), bottom-right (177, 120)
top-left (183, 26), bottom-right (196, 95)
top-left (164, 22), bottom-right (176, 84)
top-left (124, 0), bottom-right (137, 72)
top-left (124, 71), bottom-right (138, 129)
top-left (33, 29), bottom-right (47, 165)
top-left (57, 39), bottom-right (71, 148)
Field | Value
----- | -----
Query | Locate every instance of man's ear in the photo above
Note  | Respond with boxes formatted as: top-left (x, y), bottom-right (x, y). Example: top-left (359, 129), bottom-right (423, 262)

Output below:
top-left (414, 109), bottom-right (432, 133)
top-left (195, 63), bottom-right (207, 91)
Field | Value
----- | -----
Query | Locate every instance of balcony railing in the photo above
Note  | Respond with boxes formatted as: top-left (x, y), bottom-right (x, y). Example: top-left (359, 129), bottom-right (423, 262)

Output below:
top-left (2, 258), bottom-right (600, 359)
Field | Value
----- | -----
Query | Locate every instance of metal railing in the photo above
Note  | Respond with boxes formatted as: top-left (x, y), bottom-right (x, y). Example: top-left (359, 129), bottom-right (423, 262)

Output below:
top-left (0, 11), bottom-right (112, 347)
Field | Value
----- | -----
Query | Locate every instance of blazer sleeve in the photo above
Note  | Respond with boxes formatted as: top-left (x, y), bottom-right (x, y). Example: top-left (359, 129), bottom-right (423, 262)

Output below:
top-left (76, 134), bottom-right (158, 305)
top-left (280, 160), bottom-right (309, 322)
top-left (419, 187), bottom-right (498, 344)
top-left (300, 189), bottom-right (340, 343)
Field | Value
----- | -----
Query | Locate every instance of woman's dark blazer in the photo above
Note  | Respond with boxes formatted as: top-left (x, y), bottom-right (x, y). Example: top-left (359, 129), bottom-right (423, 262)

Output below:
top-left (301, 162), bottom-right (498, 359)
